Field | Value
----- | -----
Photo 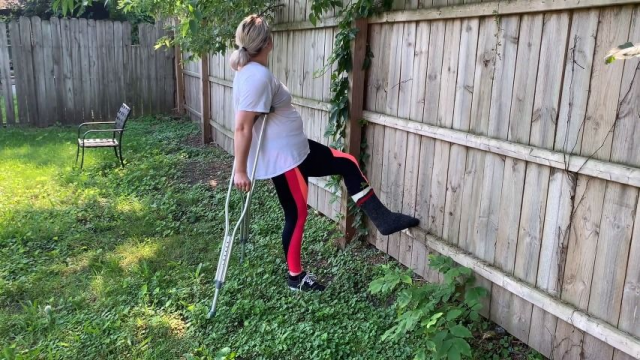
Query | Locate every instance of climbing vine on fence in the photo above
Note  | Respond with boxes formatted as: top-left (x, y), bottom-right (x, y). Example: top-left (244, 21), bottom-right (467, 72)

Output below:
top-left (310, 0), bottom-right (392, 241)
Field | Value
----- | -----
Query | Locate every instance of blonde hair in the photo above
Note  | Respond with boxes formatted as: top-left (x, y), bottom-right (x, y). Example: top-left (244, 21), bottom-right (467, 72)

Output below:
top-left (229, 15), bottom-right (272, 71)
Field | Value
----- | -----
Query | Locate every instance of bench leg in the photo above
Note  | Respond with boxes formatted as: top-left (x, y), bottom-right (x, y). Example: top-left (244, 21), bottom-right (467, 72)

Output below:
top-left (80, 146), bottom-right (85, 169)
top-left (75, 143), bottom-right (80, 166)
top-left (117, 146), bottom-right (124, 168)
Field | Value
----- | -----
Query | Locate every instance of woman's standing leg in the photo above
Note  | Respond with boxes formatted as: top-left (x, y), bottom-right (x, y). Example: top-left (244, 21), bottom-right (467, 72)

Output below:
top-left (272, 168), bottom-right (325, 292)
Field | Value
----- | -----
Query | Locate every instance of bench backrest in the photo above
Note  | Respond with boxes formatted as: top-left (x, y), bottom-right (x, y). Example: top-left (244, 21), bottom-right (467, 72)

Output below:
top-left (115, 104), bottom-right (132, 130)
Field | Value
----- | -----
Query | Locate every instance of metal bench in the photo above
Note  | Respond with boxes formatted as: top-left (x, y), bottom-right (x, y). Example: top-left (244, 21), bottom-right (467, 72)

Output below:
top-left (75, 104), bottom-right (131, 169)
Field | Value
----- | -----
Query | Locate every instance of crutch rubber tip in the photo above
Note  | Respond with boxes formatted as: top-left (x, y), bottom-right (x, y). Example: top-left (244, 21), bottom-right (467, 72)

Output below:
top-left (206, 310), bottom-right (215, 319)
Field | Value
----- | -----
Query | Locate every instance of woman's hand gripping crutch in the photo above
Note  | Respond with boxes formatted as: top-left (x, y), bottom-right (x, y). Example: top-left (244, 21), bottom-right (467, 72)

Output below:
top-left (207, 113), bottom-right (268, 319)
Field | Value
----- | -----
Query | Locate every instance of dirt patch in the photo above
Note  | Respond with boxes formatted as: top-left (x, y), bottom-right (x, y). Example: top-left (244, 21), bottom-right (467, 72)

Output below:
top-left (182, 133), bottom-right (204, 149)
top-left (178, 133), bottom-right (234, 188)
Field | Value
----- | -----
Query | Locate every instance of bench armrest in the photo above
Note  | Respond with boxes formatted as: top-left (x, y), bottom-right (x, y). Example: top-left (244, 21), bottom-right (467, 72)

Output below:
top-left (77, 121), bottom-right (116, 138)
top-left (81, 128), bottom-right (124, 141)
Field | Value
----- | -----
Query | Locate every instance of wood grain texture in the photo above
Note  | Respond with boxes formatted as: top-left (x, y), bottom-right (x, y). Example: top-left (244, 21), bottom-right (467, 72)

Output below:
top-left (427, 19), bottom-right (460, 238)
top-left (473, 13), bottom-right (519, 328)
top-left (613, 11), bottom-right (640, 358)
top-left (31, 17), bottom-right (48, 126)
top-left (20, 18), bottom-right (38, 125)
top-left (491, 13), bottom-right (543, 339)
top-left (9, 21), bottom-right (25, 125)
top-left (394, 21), bottom-right (415, 265)
top-left (458, 17), bottom-right (497, 262)
top-left (525, 13), bottom-right (570, 355)
top-left (443, 17), bottom-right (478, 246)
top-left (0, 23), bottom-right (15, 125)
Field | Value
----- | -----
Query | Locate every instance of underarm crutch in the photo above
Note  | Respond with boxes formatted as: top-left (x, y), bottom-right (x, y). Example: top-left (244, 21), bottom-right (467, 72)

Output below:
top-left (207, 114), bottom-right (268, 319)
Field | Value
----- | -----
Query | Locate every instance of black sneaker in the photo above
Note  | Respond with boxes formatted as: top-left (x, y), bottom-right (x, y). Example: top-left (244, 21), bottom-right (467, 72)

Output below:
top-left (288, 272), bottom-right (325, 292)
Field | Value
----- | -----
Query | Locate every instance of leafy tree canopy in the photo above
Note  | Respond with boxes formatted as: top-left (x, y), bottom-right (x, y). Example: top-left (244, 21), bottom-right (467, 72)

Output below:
top-left (53, 0), bottom-right (283, 56)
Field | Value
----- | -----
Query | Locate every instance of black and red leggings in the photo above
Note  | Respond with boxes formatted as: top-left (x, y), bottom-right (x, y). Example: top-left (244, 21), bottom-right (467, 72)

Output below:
top-left (271, 139), bottom-right (372, 274)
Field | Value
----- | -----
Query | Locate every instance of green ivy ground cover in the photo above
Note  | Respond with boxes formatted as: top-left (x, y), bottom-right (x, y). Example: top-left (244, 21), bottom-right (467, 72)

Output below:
top-left (0, 116), bottom-right (538, 359)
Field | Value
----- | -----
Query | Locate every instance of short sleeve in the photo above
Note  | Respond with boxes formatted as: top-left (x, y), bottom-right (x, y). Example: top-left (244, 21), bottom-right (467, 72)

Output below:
top-left (237, 73), bottom-right (273, 113)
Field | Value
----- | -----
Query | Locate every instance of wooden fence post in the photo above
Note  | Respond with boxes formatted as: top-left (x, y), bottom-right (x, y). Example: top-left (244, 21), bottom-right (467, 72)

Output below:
top-left (175, 44), bottom-right (185, 115)
top-left (339, 18), bottom-right (368, 246)
top-left (201, 53), bottom-right (212, 144)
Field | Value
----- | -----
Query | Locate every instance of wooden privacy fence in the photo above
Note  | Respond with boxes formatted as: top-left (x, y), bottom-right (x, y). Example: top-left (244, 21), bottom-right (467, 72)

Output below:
top-left (180, 0), bottom-right (640, 358)
top-left (0, 17), bottom-right (175, 128)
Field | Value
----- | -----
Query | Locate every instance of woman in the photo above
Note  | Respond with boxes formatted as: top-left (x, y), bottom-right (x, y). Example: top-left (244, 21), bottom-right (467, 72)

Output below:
top-left (230, 14), bottom-right (419, 292)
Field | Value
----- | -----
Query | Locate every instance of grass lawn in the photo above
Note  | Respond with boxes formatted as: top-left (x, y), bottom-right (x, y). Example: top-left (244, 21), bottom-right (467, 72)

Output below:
top-left (0, 116), bottom-right (539, 359)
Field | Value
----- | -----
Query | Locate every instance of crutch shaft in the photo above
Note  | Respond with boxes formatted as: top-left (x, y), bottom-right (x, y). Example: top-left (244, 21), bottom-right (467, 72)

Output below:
top-left (208, 114), bottom-right (268, 319)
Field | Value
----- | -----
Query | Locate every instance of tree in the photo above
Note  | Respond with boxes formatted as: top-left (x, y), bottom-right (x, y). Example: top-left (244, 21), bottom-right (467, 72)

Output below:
top-left (54, 0), bottom-right (282, 56)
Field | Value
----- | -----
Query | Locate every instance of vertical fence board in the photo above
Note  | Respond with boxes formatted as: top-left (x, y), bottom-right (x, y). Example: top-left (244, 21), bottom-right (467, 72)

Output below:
top-left (61, 18), bottom-right (75, 123)
top-left (106, 21), bottom-right (117, 116)
top-left (71, 19), bottom-right (83, 122)
top-left (0, 23), bottom-right (15, 125)
top-left (122, 22), bottom-right (132, 110)
top-left (443, 17), bottom-right (478, 247)
top-left (50, 18), bottom-right (64, 123)
top-left (479, 13), bottom-right (520, 265)
top-left (138, 25), bottom-right (147, 115)
top-left (9, 21), bottom-right (25, 124)
top-left (457, 17), bottom-right (498, 317)
top-left (78, 19), bottom-right (90, 121)
top-left (97, 20), bottom-right (107, 119)
top-left (41, 21), bottom-right (57, 124)
top-left (398, 22), bottom-right (417, 267)
top-left (113, 22), bottom-right (124, 112)
top-left (524, 13), bottom-right (571, 356)
top-left (458, 17), bottom-right (497, 255)
top-left (382, 23), bottom-right (404, 258)
top-left (19, 17), bottom-right (37, 125)
top-left (552, 9), bottom-right (601, 358)
top-left (164, 24), bottom-right (174, 113)
top-left (154, 22), bottom-right (163, 113)
top-left (428, 19), bottom-right (460, 239)
top-left (577, 6), bottom-right (633, 358)
top-left (490, 13), bottom-right (543, 341)
top-left (87, 20), bottom-right (98, 120)
top-left (147, 23), bottom-right (157, 114)
top-left (613, 13), bottom-right (640, 360)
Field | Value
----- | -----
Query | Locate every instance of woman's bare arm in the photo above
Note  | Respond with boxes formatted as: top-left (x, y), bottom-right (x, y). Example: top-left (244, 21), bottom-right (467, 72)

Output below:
top-left (234, 110), bottom-right (261, 191)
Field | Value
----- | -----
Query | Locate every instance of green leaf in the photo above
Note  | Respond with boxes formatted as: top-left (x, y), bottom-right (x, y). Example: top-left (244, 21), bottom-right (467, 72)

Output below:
top-left (446, 309), bottom-right (463, 321)
top-left (450, 325), bottom-right (472, 338)
top-left (465, 286), bottom-right (487, 304)
top-left (433, 330), bottom-right (448, 349)
top-left (469, 311), bottom-right (480, 322)
top-left (368, 278), bottom-right (385, 294)
top-left (188, 19), bottom-right (198, 34)
top-left (397, 290), bottom-right (412, 308)
top-left (423, 312), bottom-right (443, 328)
top-left (435, 337), bottom-right (453, 359)
top-left (414, 348), bottom-right (427, 360)
top-left (309, 13), bottom-right (317, 26)
top-left (450, 338), bottom-right (472, 357)
top-left (401, 274), bottom-right (413, 285)
top-left (447, 344), bottom-right (462, 360)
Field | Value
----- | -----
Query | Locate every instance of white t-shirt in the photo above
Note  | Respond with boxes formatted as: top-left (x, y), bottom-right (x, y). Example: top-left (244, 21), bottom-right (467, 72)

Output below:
top-left (233, 62), bottom-right (310, 180)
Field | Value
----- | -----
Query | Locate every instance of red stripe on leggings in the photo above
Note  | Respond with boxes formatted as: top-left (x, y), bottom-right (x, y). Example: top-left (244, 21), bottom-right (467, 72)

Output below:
top-left (284, 168), bottom-right (308, 274)
top-left (329, 148), bottom-right (369, 182)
